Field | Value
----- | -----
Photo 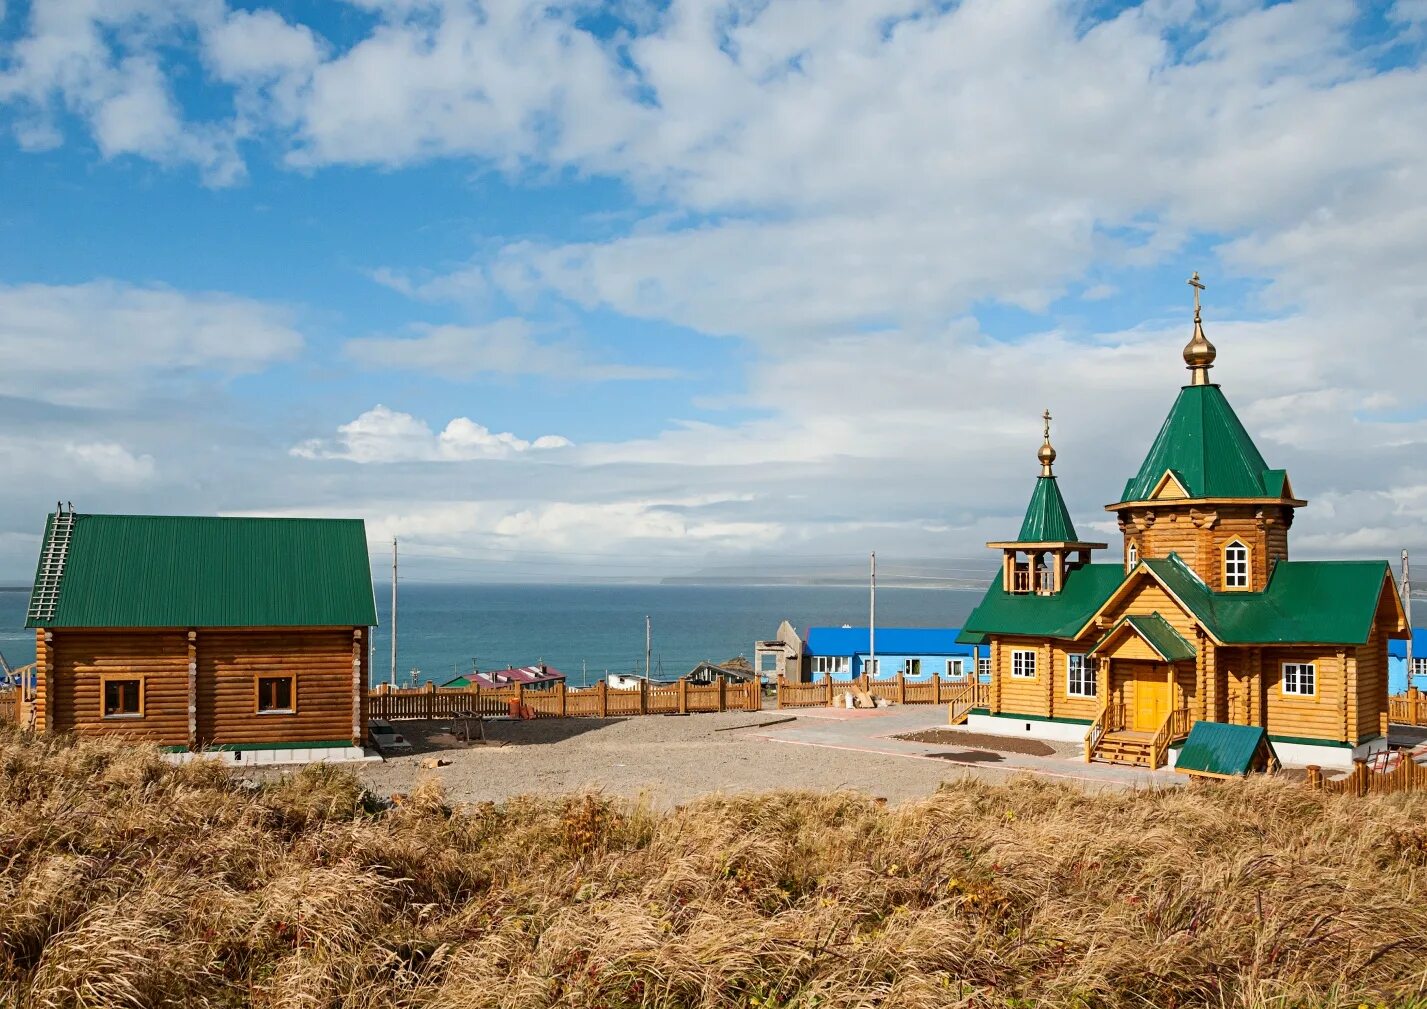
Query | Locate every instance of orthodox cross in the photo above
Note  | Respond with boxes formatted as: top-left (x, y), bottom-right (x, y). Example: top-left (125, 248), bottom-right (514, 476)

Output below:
top-left (1042, 408), bottom-right (1052, 440)
top-left (1188, 271), bottom-right (1205, 316)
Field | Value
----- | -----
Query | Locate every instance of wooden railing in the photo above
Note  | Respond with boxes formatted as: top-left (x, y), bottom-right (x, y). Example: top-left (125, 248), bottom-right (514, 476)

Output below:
top-left (1149, 707), bottom-right (1193, 770)
top-left (1389, 688), bottom-right (1426, 727)
top-left (776, 674), bottom-right (981, 710)
top-left (368, 679), bottom-right (761, 721)
top-left (1083, 701), bottom-right (1127, 762)
top-left (946, 680), bottom-right (990, 725)
top-left (1307, 758), bottom-right (1427, 797)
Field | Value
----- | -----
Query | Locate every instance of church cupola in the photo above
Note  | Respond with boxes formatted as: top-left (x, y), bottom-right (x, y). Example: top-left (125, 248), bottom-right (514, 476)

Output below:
top-left (1183, 271), bottom-right (1216, 386)
top-left (988, 411), bottom-right (1107, 595)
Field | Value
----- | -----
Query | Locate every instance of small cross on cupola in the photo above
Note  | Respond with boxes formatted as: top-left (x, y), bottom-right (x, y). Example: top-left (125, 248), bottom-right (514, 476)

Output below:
top-left (987, 411), bottom-right (1107, 595)
top-left (1183, 271), bottom-right (1217, 386)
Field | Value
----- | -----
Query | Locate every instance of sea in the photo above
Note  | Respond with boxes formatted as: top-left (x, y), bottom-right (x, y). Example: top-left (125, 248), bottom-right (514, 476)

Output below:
top-left (0, 583), bottom-right (984, 689)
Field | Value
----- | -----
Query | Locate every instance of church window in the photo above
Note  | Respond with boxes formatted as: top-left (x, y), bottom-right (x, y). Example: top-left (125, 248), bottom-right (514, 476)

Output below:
top-left (1126, 543), bottom-right (1138, 571)
top-left (1223, 540), bottom-right (1250, 589)
top-left (1066, 655), bottom-right (1096, 697)
top-left (1282, 662), bottom-right (1316, 697)
top-left (1011, 650), bottom-right (1036, 679)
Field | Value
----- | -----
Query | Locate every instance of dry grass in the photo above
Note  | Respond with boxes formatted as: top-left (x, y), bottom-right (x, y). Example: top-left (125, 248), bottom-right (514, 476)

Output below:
top-left (2, 728), bottom-right (1426, 1009)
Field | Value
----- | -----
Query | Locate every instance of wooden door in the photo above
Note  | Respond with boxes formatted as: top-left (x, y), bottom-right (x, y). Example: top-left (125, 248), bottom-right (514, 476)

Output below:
top-left (1132, 665), bottom-right (1171, 732)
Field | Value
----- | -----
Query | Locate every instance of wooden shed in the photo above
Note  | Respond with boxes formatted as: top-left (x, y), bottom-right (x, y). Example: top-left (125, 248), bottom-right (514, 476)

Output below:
top-left (26, 508), bottom-right (377, 762)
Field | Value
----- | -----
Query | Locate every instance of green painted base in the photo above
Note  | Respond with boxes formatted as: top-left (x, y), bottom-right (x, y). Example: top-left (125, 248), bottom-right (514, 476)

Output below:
top-left (992, 711), bottom-right (1093, 726)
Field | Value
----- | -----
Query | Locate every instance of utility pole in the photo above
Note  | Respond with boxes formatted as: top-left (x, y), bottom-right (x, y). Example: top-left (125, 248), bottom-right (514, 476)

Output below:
top-left (390, 537), bottom-right (398, 688)
top-left (645, 615), bottom-right (652, 679)
top-left (869, 551), bottom-right (877, 680)
top-left (1404, 550), bottom-right (1414, 675)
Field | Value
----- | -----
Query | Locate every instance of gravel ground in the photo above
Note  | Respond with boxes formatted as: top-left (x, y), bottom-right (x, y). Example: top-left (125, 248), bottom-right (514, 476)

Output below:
top-left (355, 712), bottom-right (1038, 807)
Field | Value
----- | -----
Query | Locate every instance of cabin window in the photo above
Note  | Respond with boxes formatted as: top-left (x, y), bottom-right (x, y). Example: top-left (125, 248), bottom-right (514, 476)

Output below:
top-left (1223, 540), bottom-right (1250, 589)
top-left (1282, 662), bottom-right (1316, 697)
top-left (863, 658), bottom-right (880, 676)
top-left (977, 656), bottom-right (991, 678)
top-left (1011, 650), bottom-right (1036, 679)
top-left (1126, 542), bottom-right (1138, 571)
top-left (902, 658), bottom-right (922, 676)
top-left (256, 675), bottom-right (296, 713)
top-left (946, 658), bottom-right (966, 679)
top-left (1066, 655), bottom-right (1096, 698)
top-left (811, 655), bottom-right (849, 675)
top-left (101, 677), bottom-right (143, 718)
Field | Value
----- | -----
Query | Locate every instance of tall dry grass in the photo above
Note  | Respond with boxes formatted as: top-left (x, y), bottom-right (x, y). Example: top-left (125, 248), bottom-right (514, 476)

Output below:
top-left (1, 727), bottom-right (1425, 1009)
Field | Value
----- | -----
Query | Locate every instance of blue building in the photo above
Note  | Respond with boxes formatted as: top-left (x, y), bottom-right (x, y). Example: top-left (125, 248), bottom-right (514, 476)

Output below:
top-left (1389, 628), bottom-right (1427, 694)
top-left (804, 626), bottom-right (982, 682)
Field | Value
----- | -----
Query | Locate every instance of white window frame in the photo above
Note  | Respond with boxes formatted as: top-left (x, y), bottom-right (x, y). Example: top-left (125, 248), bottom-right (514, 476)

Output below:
top-left (1224, 540), bottom-right (1250, 589)
top-left (1066, 654), bottom-right (1096, 698)
top-left (1410, 657), bottom-right (1427, 677)
top-left (1282, 662), bottom-right (1316, 697)
top-left (812, 655), bottom-right (850, 676)
top-left (1010, 649), bottom-right (1036, 679)
top-left (1126, 542), bottom-right (1138, 571)
top-left (977, 656), bottom-right (991, 678)
top-left (945, 658), bottom-right (966, 679)
top-left (863, 657), bottom-right (879, 676)
top-left (901, 658), bottom-right (922, 676)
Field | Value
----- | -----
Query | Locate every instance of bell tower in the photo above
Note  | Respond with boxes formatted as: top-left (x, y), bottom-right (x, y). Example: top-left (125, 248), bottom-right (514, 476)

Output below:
top-left (988, 411), bottom-right (1107, 595)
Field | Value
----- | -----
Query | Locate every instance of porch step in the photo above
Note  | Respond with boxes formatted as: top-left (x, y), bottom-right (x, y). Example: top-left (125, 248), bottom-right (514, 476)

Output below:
top-left (1092, 735), bottom-right (1154, 768)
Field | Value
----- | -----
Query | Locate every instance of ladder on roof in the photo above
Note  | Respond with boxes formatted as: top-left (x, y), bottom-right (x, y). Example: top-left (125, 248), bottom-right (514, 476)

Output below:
top-left (27, 503), bottom-right (75, 624)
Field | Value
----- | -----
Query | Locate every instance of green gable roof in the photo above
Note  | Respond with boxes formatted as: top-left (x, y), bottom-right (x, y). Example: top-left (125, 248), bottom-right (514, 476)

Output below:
top-left (1016, 476), bottom-right (1079, 543)
top-left (1093, 613), bottom-right (1196, 662)
top-left (1175, 722), bottom-right (1277, 778)
top-left (962, 563), bottom-right (1124, 640)
top-left (27, 513), bottom-right (378, 629)
top-left (1140, 554), bottom-right (1392, 646)
top-left (1119, 384), bottom-right (1285, 503)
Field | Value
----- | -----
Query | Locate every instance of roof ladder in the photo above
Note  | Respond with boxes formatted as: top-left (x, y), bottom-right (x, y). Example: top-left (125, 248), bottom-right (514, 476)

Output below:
top-left (27, 502), bottom-right (75, 624)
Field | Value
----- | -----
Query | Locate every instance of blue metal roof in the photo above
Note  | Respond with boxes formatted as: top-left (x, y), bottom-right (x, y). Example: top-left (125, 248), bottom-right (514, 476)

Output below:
top-left (805, 627), bottom-right (974, 656)
top-left (1389, 628), bottom-right (1427, 659)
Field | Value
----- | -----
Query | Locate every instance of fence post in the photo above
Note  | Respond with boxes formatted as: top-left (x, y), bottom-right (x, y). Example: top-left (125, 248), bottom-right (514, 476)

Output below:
top-left (640, 678), bottom-right (648, 715)
top-left (718, 677), bottom-right (726, 712)
top-left (598, 681), bottom-right (608, 718)
top-left (934, 676), bottom-right (942, 704)
top-left (897, 671), bottom-right (905, 705)
top-left (679, 678), bottom-right (688, 715)
top-left (559, 680), bottom-right (567, 717)
top-left (1353, 760), bottom-right (1370, 797)
top-left (825, 675), bottom-right (833, 707)
top-left (777, 676), bottom-right (784, 710)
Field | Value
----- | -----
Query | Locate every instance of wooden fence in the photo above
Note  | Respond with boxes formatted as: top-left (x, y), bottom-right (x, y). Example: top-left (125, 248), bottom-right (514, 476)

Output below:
top-left (1306, 758), bottom-right (1427, 797)
top-left (368, 679), bottom-right (761, 721)
top-left (0, 688), bottom-right (18, 727)
top-left (1389, 688), bottom-right (1426, 727)
top-left (775, 673), bottom-right (977, 710)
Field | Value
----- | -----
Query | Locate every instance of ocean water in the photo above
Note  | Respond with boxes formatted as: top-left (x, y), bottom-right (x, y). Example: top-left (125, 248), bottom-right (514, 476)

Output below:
top-left (0, 583), bottom-right (985, 688)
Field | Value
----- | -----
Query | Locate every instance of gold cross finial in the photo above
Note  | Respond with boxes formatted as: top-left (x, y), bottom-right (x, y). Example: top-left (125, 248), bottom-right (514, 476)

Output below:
top-left (1042, 408), bottom-right (1052, 440)
top-left (1188, 271), bottom-right (1205, 317)
top-left (1037, 409), bottom-right (1056, 475)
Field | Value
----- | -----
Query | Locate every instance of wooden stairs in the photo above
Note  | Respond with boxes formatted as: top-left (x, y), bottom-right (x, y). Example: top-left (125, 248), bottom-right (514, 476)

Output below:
top-left (946, 682), bottom-right (989, 726)
top-left (1085, 704), bottom-right (1192, 769)
top-left (1091, 731), bottom-right (1155, 767)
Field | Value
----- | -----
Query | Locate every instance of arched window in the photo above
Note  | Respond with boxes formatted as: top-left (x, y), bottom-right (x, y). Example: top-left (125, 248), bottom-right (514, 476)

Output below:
top-left (1223, 540), bottom-right (1250, 589)
top-left (1126, 542), bottom-right (1138, 571)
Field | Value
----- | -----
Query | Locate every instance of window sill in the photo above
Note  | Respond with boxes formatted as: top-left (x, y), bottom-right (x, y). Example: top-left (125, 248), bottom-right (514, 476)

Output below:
top-left (103, 713), bottom-right (144, 720)
top-left (256, 709), bottom-right (297, 716)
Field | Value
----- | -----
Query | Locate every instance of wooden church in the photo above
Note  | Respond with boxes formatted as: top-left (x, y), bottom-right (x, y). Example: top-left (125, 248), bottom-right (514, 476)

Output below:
top-left (959, 275), bottom-right (1409, 769)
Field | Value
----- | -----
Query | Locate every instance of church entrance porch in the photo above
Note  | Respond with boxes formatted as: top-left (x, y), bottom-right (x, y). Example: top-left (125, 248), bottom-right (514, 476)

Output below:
top-left (1086, 659), bottom-right (1194, 768)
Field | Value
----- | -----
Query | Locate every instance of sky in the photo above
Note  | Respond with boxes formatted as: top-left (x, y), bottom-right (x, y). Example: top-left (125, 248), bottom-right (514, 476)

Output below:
top-left (0, 0), bottom-right (1424, 585)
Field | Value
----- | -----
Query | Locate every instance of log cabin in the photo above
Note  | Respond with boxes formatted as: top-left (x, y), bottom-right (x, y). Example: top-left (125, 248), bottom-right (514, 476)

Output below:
top-left (25, 511), bottom-right (378, 764)
top-left (958, 276), bottom-right (1410, 769)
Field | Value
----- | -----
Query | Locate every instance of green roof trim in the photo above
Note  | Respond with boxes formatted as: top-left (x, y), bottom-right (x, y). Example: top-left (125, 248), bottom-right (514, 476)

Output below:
top-left (962, 563), bottom-right (1124, 640)
top-left (954, 629), bottom-right (987, 646)
top-left (1139, 554), bottom-right (1393, 646)
top-left (1175, 722), bottom-right (1278, 778)
top-left (27, 513), bottom-right (377, 629)
top-left (1016, 476), bottom-right (1079, 543)
top-left (1093, 613), bottom-right (1196, 662)
top-left (1119, 384), bottom-right (1288, 502)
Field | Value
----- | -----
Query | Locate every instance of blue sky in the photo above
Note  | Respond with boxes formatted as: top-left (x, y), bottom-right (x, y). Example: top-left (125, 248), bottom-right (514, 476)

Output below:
top-left (0, 0), bottom-right (1424, 583)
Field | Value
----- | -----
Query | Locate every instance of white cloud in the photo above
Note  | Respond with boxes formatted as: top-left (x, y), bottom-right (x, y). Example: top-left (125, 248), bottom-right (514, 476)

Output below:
top-left (0, 280), bottom-right (303, 408)
top-left (344, 318), bottom-right (679, 381)
top-left (291, 405), bottom-right (572, 463)
top-left (62, 442), bottom-right (156, 484)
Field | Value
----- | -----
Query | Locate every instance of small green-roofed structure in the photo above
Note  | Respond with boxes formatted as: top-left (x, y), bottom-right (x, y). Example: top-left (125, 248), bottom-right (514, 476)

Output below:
top-left (962, 563), bottom-right (1124, 639)
top-left (1091, 613), bottom-right (1196, 663)
top-left (1017, 475), bottom-right (1079, 543)
top-left (1175, 722), bottom-right (1280, 779)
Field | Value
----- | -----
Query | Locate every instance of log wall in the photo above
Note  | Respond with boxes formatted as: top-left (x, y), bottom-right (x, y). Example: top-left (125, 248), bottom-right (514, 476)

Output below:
top-left (48, 629), bottom-right (190, 745)
top-left (1261, 646), bottom-right (1348, 743)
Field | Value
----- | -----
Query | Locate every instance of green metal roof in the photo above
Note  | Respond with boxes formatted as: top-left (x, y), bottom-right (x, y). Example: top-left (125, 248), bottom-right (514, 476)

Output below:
top-left (1175, 722), bottom-right (1277, 778)
top-left (1118, 384), bottom-right (1288, 503)
top-left (1016, 476), bottom-right (1079, 543)
top-left (27, 513), bottom-right (378, 629)
top-left (1092, 612), bottom-right (1196, 662)
top-left (1139, 554), bottom-right (1393, 646)
top-left (954, 629), bottom-right (987, 646)
top-left (962, 563), bottom-right (1124, 640)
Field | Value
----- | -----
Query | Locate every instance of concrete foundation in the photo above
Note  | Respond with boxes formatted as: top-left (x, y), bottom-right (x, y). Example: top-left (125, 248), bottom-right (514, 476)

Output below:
top-left (165, 746), bottom-right (380, 766)
top-left (1272, 736), bottom-right (1387, 770)
top-left (963, 712), bottom-right (1092, 744)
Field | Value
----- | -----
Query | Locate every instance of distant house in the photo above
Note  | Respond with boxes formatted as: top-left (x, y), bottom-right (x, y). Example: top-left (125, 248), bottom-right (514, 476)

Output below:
top-left (606, 672), bottom-right (680, 689)
top-left (1389, 629), bottom-right (1427, 694)
top-left (754, 620), bottom-right (805, 683)
top-left (685, 659), bottom-right (756, 686)
top-left (26, 507), bottom-right (377, 764)
top-left (803, 626), bottom-right (981, 682)
top-left (442, 664), bottom-right (565, 691)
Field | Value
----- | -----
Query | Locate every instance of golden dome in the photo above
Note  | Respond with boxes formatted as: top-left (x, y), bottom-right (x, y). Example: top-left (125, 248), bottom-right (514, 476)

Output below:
top-left (1183, 271), bottom-right (1216, 385)
top-left (1038, 409), bottom-right (1056, 476)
